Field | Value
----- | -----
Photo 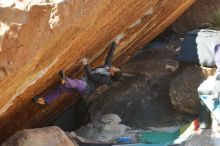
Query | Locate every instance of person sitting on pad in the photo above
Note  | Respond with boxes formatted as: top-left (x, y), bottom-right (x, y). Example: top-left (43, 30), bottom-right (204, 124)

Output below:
top-left (197, 44), bottom-right (220, 134)
top-left (32, 40), bottom-right (122, 105)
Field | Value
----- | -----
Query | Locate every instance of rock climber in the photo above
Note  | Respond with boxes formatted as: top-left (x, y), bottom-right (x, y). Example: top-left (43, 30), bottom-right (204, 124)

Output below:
top-left (32, 40), bottom-right (122, 105)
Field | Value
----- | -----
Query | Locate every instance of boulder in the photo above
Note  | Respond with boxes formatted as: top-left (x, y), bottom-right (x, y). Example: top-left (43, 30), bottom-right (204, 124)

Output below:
top-left (87, 42), bottom-right (194, 130)
top-left (169, 65), bottom-right (216, 114)
top-left (0, 0), bottom-right (195, 143)
top-left (2, 126), bottom-right (76, 146)
top-left (172, 0), bottom-right (220, 34)
top-left (185, 129), bottom-right (213, 146)
top-left (75, 114), bottom-right (131, 143)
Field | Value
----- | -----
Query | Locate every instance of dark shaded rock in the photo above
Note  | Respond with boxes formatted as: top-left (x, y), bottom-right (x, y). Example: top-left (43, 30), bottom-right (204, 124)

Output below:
top-left (87, 42), bottom-right (194, 129)
top-left (169, 65), bottom-right (205, 114)
top-left (89, 74), bottom-right (193, 129)
top-left (52, 106), bottom-right (78, 132)
top-left (172, 0), bottom-right (220, 34)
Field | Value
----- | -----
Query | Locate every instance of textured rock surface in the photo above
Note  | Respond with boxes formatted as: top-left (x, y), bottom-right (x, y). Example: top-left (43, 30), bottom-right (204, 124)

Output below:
top-left (169, 65), bottom-right (216, 114)
top-left (0, 0), bottom-right (195, 143)
top-left (75, 114), bottom-right (131, 143)
top-left (185, 129), bottom-right (214, 146)
top-left (2, 126), bottom-right (75, 146)
top-left (172, 0), bottom-right (220, 34)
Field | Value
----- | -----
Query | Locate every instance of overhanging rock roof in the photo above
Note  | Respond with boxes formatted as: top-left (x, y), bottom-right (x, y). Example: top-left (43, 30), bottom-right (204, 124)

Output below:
top-left (0, 0), bottom-right (195, 143)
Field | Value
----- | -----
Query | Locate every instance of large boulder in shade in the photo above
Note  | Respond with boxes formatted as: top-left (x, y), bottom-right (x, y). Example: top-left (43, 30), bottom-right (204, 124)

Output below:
top-left (86, 42), bottom-right (194, 130)
top-left (169, 65), bottom-right (215, 114)
top-left (2, 126), bottom-right (76, 146)
top-left (172, 0), bottom-right (220, 34)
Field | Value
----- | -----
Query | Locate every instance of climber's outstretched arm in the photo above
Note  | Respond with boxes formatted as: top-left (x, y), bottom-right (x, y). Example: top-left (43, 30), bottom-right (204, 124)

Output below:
top-left (104, 41), bottom-right (117, 67)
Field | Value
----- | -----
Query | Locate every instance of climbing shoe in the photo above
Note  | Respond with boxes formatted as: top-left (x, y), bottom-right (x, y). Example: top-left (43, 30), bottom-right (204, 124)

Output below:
top-left (32, 95), bottom-right (46, 105)
top-left (32, 94), bottom-right (41, 102)
top-left (59, 70), bottom-right (67, 84)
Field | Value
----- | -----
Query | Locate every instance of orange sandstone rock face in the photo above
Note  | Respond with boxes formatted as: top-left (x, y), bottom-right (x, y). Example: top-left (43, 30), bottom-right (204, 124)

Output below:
top-left (0, 0), bottom-right (195, 143)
